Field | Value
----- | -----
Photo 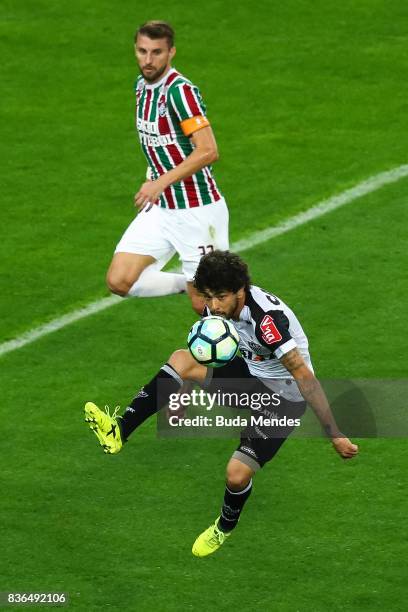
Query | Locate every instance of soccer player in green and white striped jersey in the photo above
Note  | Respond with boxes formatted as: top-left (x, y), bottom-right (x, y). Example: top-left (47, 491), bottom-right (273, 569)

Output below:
top-left (107, 21), bottom-right (229, 312)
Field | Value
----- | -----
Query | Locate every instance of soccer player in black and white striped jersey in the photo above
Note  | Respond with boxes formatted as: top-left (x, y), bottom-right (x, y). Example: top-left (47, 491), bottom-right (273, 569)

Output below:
top-left (85, 251), bottom-right (358, 557)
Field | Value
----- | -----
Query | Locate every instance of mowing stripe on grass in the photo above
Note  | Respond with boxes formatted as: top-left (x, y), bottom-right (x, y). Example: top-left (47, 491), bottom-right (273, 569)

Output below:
top-left (1, 163), bottom-right (408, 358)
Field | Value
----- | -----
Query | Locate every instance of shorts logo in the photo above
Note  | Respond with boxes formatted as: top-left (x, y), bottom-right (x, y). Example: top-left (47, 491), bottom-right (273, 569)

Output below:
top-left (240, 446), bottom-right (257, 458)
top-left (260, 315), bottom-right (282, 345)
top-left (136, 389), bottom-right (149, 399)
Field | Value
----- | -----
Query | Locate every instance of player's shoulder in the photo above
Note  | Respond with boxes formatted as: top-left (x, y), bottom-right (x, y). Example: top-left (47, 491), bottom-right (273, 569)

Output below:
top-left (246, 285), bottom-right (286, 317)
top-left (246, 286), bottom-right (292, 348)
top-left (134, 75), bottom-right (144, 92)
top-left (167, 70), bottom-right (197, 93)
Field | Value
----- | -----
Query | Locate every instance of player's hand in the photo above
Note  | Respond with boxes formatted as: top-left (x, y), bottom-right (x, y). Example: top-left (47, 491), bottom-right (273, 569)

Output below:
top-left (331, 436), bottom-right (359, 459)
top-left (134, 180), bottom-right (165, 211)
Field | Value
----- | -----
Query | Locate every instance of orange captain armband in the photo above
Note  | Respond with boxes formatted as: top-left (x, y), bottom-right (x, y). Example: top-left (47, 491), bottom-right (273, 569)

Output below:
top-left (180, 115), bottom-right (210, 136)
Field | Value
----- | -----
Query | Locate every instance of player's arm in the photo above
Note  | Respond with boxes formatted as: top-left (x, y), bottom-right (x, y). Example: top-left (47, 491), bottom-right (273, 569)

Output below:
top-left (280, 348), bottom-right (359, 459)
top-left (135, 126), bottom-right (218, 209)
top-left (162, 124), bottom-right (218, 183)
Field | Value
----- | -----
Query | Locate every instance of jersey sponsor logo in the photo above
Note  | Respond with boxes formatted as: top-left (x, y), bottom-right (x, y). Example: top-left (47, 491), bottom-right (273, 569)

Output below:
top-left (137, 117), bottom-right (176, 146)
top-left (139, 132), bottom-right (175, 147)
top-left (241, 348), bottom-right (271, 362)
top-left (248, 341), bottom-right (263, 352)
top-left (260, 315), bottom-right (282, 345)
top-left (137, 118), bottom-right (159, 135)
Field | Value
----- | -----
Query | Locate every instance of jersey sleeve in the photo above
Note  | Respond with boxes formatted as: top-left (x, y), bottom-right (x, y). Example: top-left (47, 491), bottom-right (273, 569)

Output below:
top-left (254, 310), bottom-right (297, 359)
top-left (168, 82), bottom-right (210, 136)
top-left (134, 76), bottom-right (143, 94)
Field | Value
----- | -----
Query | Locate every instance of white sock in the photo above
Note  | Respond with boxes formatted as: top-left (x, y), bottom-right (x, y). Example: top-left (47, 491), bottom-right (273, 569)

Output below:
top-left (127, 269), bottom-right (187, 298)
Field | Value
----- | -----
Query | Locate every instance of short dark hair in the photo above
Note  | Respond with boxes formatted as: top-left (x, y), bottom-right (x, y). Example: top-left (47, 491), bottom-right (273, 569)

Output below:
top-left (194, 250), bottom-right (251, 294)
top-left (135, 21), bottom-right (175, 48)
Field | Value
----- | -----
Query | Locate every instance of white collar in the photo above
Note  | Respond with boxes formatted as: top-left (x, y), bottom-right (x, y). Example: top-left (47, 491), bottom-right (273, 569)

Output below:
top-left (238, 305), bottom-right (252, 323)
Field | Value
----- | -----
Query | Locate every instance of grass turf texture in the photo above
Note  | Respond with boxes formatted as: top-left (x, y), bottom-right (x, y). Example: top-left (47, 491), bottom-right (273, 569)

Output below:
top-left (1, 0), bottom-right (407, 610)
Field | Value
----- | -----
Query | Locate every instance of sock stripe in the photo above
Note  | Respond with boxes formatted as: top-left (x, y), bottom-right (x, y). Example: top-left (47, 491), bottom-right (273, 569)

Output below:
top-left (161, 363), bottom-right (183, 387)
top-left (226, 479), bottom-right (253, 496)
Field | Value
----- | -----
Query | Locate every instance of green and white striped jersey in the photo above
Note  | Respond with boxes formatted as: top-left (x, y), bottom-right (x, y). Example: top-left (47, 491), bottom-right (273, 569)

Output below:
top-left (135, 67), bottom-right (222, 209)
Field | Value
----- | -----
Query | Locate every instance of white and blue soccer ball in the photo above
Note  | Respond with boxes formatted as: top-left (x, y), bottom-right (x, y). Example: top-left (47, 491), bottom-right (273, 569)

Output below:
top-left (187, 316), bottom-right (240, 368)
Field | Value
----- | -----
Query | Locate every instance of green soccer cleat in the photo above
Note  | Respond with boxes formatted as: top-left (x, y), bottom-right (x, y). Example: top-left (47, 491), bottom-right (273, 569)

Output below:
top-left (84, 402), bottom-right (123, 454)
top-left (192, 517), bottom-right (231, 557)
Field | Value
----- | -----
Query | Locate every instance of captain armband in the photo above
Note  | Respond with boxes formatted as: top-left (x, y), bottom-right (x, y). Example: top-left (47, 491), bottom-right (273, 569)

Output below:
top-left (180, 115), bottom-right (210, 136)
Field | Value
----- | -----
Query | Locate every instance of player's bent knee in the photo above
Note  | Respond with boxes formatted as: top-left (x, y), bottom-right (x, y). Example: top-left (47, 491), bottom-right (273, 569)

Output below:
top-left (227, 472), bottom-right (251, 490)
top-left (226, 460), bottom-right (253, 490)
top-left (106, 271), bottom-right (134, 296)
top-left (168, 350), bottom-right (194, 378)
top-left (168, 349), bottom-right (207, 382)
top-left (106, 280), bottom-right (128, 296)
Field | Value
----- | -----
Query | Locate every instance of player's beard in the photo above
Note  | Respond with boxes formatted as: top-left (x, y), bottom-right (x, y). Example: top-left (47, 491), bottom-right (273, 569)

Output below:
top-left (141, 63), bottom-right (168, 83)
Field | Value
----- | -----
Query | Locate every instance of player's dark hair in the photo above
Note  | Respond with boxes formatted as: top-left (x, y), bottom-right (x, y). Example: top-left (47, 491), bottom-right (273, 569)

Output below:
top-left (194, 250), bottom-right (251, 294)
top-left (135, 21), bottom-right (175, 48)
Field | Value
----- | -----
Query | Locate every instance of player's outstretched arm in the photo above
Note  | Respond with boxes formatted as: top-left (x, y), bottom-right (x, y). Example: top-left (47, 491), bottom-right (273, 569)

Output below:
top-left (280, 348), bottom-right (359, 459)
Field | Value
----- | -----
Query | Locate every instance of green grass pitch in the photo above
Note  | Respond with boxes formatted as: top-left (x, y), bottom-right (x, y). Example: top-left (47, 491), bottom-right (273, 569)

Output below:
top-left (1, 0), bottom-right (407, 610)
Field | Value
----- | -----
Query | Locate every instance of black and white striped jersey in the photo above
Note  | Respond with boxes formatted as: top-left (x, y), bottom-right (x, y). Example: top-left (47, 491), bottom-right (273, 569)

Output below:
top-left (204, 285), bottom-right (313, 401)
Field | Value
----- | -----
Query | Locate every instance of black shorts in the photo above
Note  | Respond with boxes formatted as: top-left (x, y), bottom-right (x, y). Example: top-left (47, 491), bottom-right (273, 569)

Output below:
top-left (204, 356), bottom-right (307, 471)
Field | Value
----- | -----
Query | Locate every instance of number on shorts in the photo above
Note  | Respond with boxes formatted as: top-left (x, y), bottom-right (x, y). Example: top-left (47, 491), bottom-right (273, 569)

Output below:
top-left (198, 244), bottom-right (214, 256)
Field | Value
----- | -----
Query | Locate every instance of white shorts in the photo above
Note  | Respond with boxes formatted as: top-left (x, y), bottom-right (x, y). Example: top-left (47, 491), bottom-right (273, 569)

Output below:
top-left (114, 198), bottom-right (229, 281)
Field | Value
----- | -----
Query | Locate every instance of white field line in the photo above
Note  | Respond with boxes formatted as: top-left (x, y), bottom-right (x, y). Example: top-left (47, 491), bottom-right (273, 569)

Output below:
top-left (232, 164), bottom-right (408, 251)
top-left (1, 163), bottom-right (408, 358)
top-left (0, 295), bottom-right (122, 356)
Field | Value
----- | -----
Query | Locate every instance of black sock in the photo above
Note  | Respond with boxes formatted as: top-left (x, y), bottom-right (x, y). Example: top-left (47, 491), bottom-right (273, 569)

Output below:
top-left (119, 364), bottom-right (183, 440)
top-left (218, 480), bottom-right (253, 532)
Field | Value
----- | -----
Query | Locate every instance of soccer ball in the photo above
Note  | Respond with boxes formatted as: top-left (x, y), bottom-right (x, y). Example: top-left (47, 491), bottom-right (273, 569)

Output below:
top-left (187, 316), bottom-right (240, 367)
